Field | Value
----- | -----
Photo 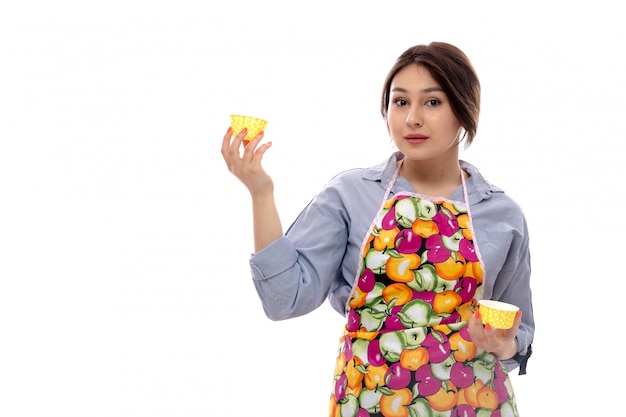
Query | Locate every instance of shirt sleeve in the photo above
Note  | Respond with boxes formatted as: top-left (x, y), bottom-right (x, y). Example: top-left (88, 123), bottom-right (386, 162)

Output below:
top-left (495, 217), bottom-right (534, 374)
top-left (478, 197), bottom-right (535, 374)
top-left (249, 185), bottom-right (351, 321)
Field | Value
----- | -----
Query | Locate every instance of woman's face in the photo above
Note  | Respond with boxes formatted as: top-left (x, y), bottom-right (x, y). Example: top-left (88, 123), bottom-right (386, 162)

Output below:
top-left (387, 64), bottom-right (463, 162)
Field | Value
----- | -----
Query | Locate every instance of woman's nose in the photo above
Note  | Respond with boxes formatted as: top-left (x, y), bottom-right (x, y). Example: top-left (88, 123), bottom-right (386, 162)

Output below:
top-left (406, 106), bottom-right (423, 126)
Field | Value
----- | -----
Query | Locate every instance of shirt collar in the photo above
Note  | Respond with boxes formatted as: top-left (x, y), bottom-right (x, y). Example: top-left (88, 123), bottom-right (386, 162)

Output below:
top-left (362, 151), bottom-right (503, 203)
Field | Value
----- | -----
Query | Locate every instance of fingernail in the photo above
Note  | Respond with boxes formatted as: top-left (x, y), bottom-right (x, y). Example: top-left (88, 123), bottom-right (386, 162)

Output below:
top-left (226, 126), bottom-right (232, 134)
top-left (259, 130), bottom-right (264, 136)
top-left (474, 310), bottom-right (480, 319)
top-left (241, 128), bottom-right (248, 135)
top-left (485, 323), bottom-right (491, 331)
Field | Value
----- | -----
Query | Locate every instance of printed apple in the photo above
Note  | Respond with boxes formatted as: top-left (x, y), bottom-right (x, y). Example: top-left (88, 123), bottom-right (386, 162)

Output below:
top-left (432, 207), bottom-right (459, 237)
top-left (407, 264), bottom-right (439, 292)
top-left (367, 338), bottom-right (387, 366)
top-left (394, 228), bottom-right (423, 253)
top-left (402, 326), bottom-right (428, 349)
top-left (335, 373), bottom-right (348, 401)
top-left (357, 388), bottom-right (383, 414)
top-left (386, 252), bottom-right (421, 283)
top-left (416, 198), bottom-right (437, 220)
top-left (471, 360), bottom-right (495, 386)
top-left (454, 277), bottom-right (479, 303)
top-left (379, 331), bottom-right (405, 363)
top-left (430, 355), bottom-right (455, 381)
top-left (346, 308), bottom-right (360, 332)
top-left (343, 336), bottom-right (354, 362)
top-left (373, 227), bottom-right (400, 251)
top-left (421, 330), bottom-right (451, 363)
top-left (441, 229), bottom-right (463, 252)
top-left (406, 398), bottom-right (432, 417)
top-left (426, 380), bottom-right (458, 412)
top-left (492, 376), bottom-right (509, 405)
top-left (397, 299), bottom-right (433, 327)
top-left (359, 306), bottom-right (385, 332)
top-left (452, 404), bottom-right (476, 417)
top-left (364, 363), bottom-right (389, 390)
top-left (498, 400), bottom-right (517, 417)
top-left (412, 217), bottom-right (440, 239)
top-left (399, 346), bottom-right (429, 371)
top-left (433, 290), bottom-right (462, 314)
top-left (351, 338), bottom-right (370, 366)
top-left (458, 238), bottom-right (479, 262)
top-left (434, 252), bottom-right (466, 281)
top-left (425, 234), bottom-right (452, 263)
top-left (385, 362), bottom-right (412, 390)
top-left (358, 268), bottom-right (376, 292)
top-left (338, 393), bottom-right (359, 417)
top-left (384, 306), bottom-right (406, 331)
top-left (379, 388), bottom-right (412, 417)
top-left (365, 282), bottom-right (385, 305)
top-left (382, 283), bottom-right (414, 306)
top-left (411, 289), bottom-right (436, 304)
top-left (394, 197), bottom-right (419, 228)
top-left (355, 408), bottom-right (370, 417)
top-left (460, 379), bottom-right (484, 408)
top-left (414, 364), bottom-right (442, 396)
top-left (381, 206), bottom-right (398, 230)
top-left (364, 249), bottom-right (390, 274)
top-left (449, 331), bottom-right (477, 362)
top-left (450, 361), bottom-right (474, 389)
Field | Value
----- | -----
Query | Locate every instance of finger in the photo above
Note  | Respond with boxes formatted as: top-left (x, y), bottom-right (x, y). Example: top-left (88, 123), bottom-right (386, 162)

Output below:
top-left (467, 310), bottom-right (486, 343)
top-left (221, 126), bottom-right (234, 162)
top-left (253, 141), bottom-right (273, 160)
top-left (230, 128), bottom-right (248, 156)
top-left (241, 131), bottom-right (266, 161)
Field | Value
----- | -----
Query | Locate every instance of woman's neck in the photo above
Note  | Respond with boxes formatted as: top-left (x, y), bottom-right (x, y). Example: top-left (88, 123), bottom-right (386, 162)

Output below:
top-left (398, 157), bottom-right (466, 198)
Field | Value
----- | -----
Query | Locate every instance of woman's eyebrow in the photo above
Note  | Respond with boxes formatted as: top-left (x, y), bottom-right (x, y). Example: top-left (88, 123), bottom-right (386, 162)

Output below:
top-left (391, 86), bottom-right (444, 93)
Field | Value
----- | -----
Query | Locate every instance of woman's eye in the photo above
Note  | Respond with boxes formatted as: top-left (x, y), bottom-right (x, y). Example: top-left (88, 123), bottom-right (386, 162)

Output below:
top-left (426, 99), bottom-right (440, 106)
top-left (394, 99), bottom-right (408, 106)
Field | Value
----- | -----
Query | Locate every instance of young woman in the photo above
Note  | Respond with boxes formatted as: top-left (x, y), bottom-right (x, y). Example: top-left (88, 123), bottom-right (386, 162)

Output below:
top-left (221, 42), bottom-right (534, 416)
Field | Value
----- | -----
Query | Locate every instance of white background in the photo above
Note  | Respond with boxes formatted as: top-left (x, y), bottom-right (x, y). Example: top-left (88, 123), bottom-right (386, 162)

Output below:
top-left (1, 1), bottom-right (624, 416)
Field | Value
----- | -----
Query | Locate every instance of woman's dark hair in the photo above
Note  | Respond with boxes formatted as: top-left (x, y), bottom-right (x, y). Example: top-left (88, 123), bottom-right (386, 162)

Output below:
top-left (380, 42), bottom-right (481, 146)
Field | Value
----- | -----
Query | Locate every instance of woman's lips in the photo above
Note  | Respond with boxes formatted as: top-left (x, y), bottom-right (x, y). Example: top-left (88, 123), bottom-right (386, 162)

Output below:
top-left (405, 133), bottom-right (428, 144)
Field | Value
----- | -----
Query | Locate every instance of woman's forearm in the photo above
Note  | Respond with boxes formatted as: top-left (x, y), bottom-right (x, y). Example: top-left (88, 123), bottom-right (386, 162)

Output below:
top-left (251, 193), bottom-right (283, 253)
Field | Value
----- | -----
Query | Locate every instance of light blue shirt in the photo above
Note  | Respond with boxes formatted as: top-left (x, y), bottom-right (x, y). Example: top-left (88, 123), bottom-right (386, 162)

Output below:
top-left (250, 152), bottom-right (534, 372)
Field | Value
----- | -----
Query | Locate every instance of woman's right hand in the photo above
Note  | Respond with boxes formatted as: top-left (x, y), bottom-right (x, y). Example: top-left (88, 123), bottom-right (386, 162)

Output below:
top-left (221, 126), bottom-right (283, 252)
top-left (221, 126), bottom-right (274, 197)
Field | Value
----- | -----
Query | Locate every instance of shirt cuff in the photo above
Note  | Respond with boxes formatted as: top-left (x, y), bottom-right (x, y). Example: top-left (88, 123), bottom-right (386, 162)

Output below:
top-left (249, 236), bottom-right (298, 280)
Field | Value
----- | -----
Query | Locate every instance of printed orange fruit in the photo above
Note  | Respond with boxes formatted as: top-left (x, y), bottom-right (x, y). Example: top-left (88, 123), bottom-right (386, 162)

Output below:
top-left (477, 386), bottom-right (499, 410)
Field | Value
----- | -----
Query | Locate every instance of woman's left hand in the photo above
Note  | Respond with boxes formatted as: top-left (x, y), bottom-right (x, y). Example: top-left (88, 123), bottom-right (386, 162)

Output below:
top-left (467, 309), bottom-right (522, 360)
